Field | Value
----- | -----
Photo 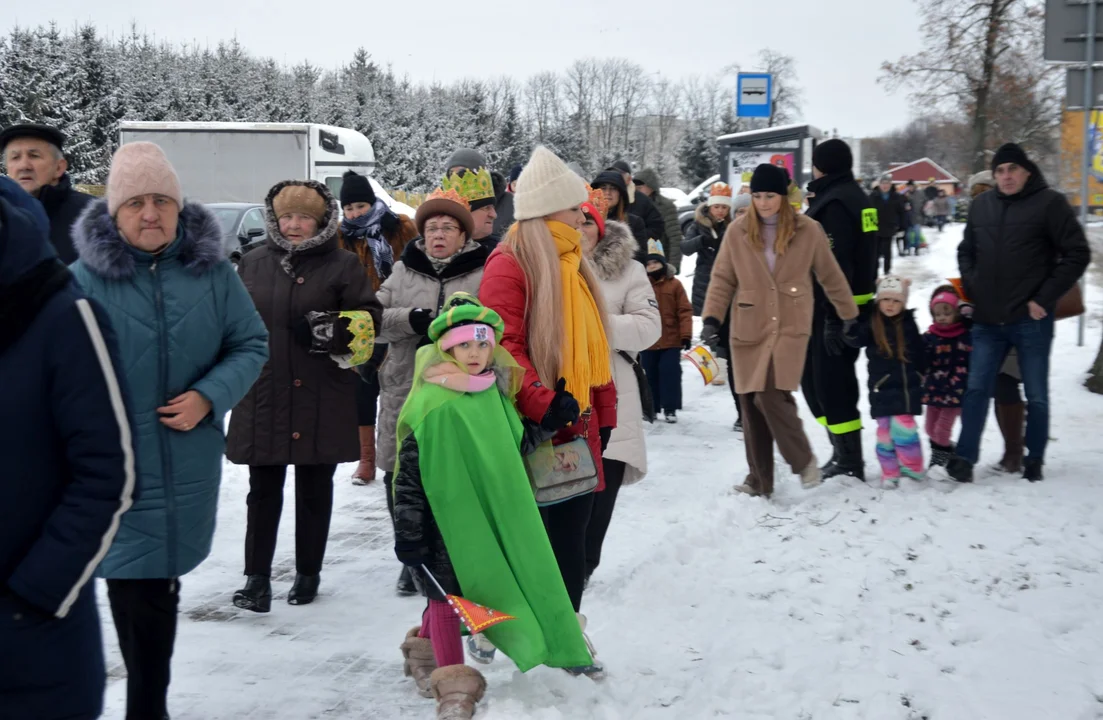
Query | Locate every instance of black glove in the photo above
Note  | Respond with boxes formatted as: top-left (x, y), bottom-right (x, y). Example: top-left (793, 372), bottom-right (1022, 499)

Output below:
top-left (681, 339), bottom-right (692, 351)
top-left (394, 543), bottom-right (430, 568)
top-left (380, 210), bottom-right (400, 235)
top-left (699, 318), bottom-right (723, 354)
top-left (540, 378), bottom-right (581, 432)
top-left (599, 426), bottom-right (612, 454)
top-left (841, 317), bottom-right (860, 348)
top-left (409, 308), bottom-right (434, 336)
top-left (333, 315), bottom-right (355, 349)
top-left (824, 318), bottom-right (847, 356)
top-left (291, 316), bottom-right (314, 350)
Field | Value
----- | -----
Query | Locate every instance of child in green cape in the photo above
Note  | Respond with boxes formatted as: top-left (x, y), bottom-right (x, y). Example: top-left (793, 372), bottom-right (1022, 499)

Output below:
top-left (393, 292), bottom-right (594, 718)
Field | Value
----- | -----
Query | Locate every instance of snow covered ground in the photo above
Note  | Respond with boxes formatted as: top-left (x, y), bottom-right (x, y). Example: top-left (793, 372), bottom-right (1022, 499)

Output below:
top-left (98, 225), bottom-right (1103, 719)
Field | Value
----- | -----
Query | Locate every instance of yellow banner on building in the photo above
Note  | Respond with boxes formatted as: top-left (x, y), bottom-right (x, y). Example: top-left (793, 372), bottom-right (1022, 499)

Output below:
top-left (1060, 109), bottom-right (1103, 210)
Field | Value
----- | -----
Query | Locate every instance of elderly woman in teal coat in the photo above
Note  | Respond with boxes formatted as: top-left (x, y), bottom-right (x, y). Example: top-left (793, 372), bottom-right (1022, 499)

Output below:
top-left (70, 142), bottom-right (269, 720)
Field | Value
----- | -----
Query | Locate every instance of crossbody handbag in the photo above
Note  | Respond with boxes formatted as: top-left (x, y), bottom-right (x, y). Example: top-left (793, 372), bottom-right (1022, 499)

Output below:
top-left (524, 410), bottom-right (599, 506)
top-left (618, 350), bottom-right (655, 423)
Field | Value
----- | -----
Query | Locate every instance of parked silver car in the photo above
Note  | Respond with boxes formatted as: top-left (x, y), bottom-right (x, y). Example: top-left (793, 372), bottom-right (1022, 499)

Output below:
top-left (206, 203), bottom-right (267, 258)
top-left (676, 174), bottom-right (721, 235)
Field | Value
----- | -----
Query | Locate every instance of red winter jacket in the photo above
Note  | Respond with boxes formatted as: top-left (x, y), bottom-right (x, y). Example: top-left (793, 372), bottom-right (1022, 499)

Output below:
top-left (479, 247), bottom-right (617, 490)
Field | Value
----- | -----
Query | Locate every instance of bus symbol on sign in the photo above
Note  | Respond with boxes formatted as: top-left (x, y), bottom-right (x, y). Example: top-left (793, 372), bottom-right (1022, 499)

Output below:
top-left (740, 78), bottom-right (769, 103)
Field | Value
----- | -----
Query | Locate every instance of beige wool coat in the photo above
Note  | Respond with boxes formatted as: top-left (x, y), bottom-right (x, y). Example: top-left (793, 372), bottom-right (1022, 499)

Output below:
top-left (702, 214), bottom-right (858, 394)
top-left (589, 220), bottom-right (662, 485)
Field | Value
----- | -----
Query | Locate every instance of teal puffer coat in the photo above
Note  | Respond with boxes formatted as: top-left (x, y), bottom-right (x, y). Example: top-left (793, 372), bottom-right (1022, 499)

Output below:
top-left (70, 200), bottom-right (269, 579)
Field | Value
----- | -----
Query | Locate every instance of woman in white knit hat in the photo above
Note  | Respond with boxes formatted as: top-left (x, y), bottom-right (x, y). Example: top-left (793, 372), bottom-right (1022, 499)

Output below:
top-left (70, 141), bottom-right (270, 719)
top-left (479, 146), bottom-right (615, 678)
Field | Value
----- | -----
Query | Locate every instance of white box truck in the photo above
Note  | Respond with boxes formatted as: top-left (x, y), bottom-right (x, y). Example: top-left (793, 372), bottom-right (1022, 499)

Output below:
top-left (117, 122), bottom-right (413, 216)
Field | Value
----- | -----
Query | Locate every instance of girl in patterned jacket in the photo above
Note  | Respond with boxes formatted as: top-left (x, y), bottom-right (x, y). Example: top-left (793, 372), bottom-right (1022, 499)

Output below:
top-left (923, 284), bottom-right (973, 472)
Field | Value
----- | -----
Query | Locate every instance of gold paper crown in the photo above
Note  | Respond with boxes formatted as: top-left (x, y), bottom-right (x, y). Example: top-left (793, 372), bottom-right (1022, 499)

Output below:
top-left (425, 187), bottom-right (471, 210)
top-left (441, 167), bottom-right (495, 203)
top-left (584, 183), bottom-right (610, 219)
top-left (710, 182), bottom-right (733, 198)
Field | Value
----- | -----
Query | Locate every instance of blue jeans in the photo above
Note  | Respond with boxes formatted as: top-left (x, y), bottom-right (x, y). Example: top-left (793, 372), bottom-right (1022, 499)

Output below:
top-left (955, 316), bottom-right (1055, 464)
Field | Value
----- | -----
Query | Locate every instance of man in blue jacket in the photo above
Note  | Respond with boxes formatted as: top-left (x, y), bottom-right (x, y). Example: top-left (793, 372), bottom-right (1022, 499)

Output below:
top-left (0, 175), bottom-right (137, 718)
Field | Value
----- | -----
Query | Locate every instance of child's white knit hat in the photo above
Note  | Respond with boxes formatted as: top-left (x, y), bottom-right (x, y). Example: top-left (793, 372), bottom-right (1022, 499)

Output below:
top-left (876, 275), bottom-right (910, 304)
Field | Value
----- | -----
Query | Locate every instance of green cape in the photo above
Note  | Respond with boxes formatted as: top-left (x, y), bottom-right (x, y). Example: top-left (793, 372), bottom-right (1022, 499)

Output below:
top-left (396, 347), bottom-right (592, 672)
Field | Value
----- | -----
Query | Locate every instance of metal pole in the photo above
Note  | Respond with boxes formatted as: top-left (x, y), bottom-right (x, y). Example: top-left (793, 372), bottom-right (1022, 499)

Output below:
top-left (1080, 0), bottom-right (1096, 347)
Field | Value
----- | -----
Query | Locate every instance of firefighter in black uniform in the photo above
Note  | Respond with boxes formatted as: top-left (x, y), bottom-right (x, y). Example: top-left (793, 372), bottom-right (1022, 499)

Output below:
top-left (803, 139), bottom-right (879, 480)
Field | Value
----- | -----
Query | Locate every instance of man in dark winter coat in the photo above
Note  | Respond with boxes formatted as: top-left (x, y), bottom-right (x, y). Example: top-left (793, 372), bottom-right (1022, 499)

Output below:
top-left (445, 147), bottom-right (500, 252)
top-left (492, 164), bottom-right (521, 237)
top-left (869, 175), bottom-right (908, 274)
top-left (947, 143), bottom-right (1090, 483)
top-left (634, 167), bottom-right (684, 272)
top-left (1, 124), bottom-right (94, 264)
top-left (803, 139), bottom-right (879, 481)
top-left (0, 176), bottom-right (137, 720)
top-left (610, 160), bottom-right (665, 244)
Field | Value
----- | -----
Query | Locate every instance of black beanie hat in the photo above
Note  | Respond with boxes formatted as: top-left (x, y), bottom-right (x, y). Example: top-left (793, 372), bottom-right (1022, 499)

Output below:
top-left (340, 171), bottom-right (376, 208)
top-left (990, 143), bottom-right (1032, 172)
top-left (749, 164), bottom-right (790, 196)
top-left (592, 170), bottom-right (628, 198)
top-left (812, 139), bottom-right (853, 176)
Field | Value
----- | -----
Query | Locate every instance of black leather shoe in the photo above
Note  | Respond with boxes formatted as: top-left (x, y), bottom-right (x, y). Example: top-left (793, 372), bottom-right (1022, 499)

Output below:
top-left (396, 566), bottom-right (418, 597)
top-left (288, 574), bottom-right (320, 605)
top-left (1023, 458), bottom-right (1044, 482)
top-left (233, 575), bottom-right (271, 613)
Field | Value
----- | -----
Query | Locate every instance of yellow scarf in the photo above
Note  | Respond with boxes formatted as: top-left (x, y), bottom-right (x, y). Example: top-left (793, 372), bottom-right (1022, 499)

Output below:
top-left (546, 220), bottom-right (612, 412)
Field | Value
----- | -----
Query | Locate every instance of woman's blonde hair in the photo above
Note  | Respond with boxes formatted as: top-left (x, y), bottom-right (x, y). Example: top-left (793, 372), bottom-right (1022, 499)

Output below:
top-left (745, 197), bottom-right (797, 255)
top-left (500, 218), bottom-right (609, 386)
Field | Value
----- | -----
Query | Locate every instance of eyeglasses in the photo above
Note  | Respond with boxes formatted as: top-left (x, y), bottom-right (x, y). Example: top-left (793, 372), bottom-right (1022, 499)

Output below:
top-left (425, 223), bottom-right (461, 236)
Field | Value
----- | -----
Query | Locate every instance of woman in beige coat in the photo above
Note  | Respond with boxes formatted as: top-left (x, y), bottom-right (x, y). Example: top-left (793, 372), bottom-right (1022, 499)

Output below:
top-left (579, 194), bottom-right (661, 583)
top-left (701, 164), bottom-right (858, 498)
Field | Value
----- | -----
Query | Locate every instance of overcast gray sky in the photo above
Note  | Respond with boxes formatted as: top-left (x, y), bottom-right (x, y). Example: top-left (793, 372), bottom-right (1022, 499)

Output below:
top-left (4, 0), bottom-right (924, 138)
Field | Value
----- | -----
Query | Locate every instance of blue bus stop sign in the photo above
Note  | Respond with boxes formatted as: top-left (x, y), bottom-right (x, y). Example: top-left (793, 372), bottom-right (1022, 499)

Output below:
top-left (737, 73), bottom-right (773, 118)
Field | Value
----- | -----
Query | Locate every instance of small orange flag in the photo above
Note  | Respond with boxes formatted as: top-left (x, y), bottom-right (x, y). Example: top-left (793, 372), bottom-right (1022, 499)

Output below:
top-left (420, 565), bottom-right (517, 635)
top-left (446, 595), bottom-right (516, 635)
top-left (947, 277), bottom-right (971, 303)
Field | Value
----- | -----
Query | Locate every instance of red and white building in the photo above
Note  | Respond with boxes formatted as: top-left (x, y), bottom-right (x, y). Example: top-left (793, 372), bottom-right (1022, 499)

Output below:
top-left (880, 158), bottom-right (961, 194)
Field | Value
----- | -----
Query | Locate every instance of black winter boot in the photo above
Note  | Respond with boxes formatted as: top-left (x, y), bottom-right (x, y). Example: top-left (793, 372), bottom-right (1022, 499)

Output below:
top-left (288, 573), bottom-right (320, 605)
top-left (396, 566), bottom-right (418, 597)
top-left (233, 575), bottom-right (272, 613)
top-left (946, 456), bottom-right (974, 483)
top-left (822, 431), bottom-right (865, 481)
top-left (1023, 457), bottom-right (1044, 482)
